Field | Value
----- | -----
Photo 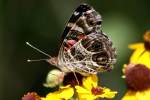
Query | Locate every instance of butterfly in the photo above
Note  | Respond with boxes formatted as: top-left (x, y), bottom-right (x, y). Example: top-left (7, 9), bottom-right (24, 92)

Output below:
top-left (46, 3), bottom-right (116, 76)
top-left (27, 3), bottom-right (116, 76)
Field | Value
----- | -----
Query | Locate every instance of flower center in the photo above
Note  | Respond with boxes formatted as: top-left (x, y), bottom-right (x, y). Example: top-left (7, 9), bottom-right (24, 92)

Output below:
top-left (144, 31), bottom-right (150, 51)
top-left (125, 64), bottom-right (150, 91)
top-left (91, 87), bottom-right (103, 95)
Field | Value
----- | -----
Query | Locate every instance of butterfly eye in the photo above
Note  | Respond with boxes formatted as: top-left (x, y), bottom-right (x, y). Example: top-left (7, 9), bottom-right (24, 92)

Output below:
top-left (92, 52), bottom-right (108, 65)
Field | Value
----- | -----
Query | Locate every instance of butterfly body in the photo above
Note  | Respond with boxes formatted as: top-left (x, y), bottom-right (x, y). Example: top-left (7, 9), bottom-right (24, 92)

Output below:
top-left (48, 4), bottom-right (116, 76)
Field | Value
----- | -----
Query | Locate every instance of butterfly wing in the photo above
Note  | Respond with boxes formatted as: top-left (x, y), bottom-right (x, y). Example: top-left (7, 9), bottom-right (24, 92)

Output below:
top-left (60, 3), bottom-right (102, 52)
top-left (61, 4), bottom-right (102, 42)
top-left (57, 4), bottom-right (116, 75)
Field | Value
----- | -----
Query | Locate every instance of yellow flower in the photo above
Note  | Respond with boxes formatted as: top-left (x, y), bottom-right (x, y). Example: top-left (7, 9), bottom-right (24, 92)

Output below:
top-left (128, 31), bottom-right (150, 68)
top-left (122, 31), bottom-right (150, 100)
top-left (122, 64), bottom-right (150, 100)
top-left (41, 85), bottom-right (74, 100)
top-left (122, 89), bottom-right (150, 100)
top-left (75, 75), bottom-right (117, 100)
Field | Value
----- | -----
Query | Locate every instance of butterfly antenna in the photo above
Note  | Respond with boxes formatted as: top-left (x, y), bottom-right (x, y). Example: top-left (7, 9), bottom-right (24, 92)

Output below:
top-left (27, 59), bottom-right (48, 62)
top-left (26, 42), bottom-right (52, 58)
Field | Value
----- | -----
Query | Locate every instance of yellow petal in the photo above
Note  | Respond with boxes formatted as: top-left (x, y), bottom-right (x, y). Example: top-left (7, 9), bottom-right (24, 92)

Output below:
top-left (42, 85), bottom-right (74, 100)
top-left (59, 85), bottom-right (71, 89)
top-left (94, 87), bottom-right (117, 99)
top-left (90, 75), bottom-right (98, 87)
top-left (75, 86), bottom-right (94, 100)
top-left (122, 91), bottom-right (137, 100)
top-left (122, 89), bottom-right (150, 100)
top-left (128, 43), bottom-right (144, 50)
top-left (58, 87), bottom-right (74, 99)
top-left (130, 48), bottom-right (145, 63)
top-left (41, 97), bottom-right (62, 100)
top-left (130, 49), bottom-right (150, 68)
top-left (78, 94), bottom-right (95, 100)
top-left (83, 75), bottom-right (98, 90)
top-left (128, 42), bottom-right (150, 68)
top-left (41, 93), bottom-right (61, 100)
top-left (136, 89), bottom-right (150, 100)
top-left (102, 87), bottom-right (118, 98)
top-left (75, 86), bottom-right (91, 94)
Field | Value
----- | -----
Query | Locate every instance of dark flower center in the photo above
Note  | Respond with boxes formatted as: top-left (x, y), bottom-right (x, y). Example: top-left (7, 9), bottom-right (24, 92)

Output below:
top-left (63, 72), bottom-right (84, 87)
top-left (125, 64), bottom-right (150, 91)
top-left (91, 87), bottom-right (103, 95)
top-left (144, 31), bottom-right (150, 51)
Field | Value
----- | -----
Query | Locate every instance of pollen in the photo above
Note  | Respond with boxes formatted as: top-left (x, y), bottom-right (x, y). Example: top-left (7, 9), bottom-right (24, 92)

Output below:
top-left (91, 87), bottom-right (103, 95)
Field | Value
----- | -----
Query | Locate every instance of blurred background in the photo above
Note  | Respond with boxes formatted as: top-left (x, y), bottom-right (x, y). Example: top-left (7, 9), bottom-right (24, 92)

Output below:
top-left (0, 0), bottom-right (150, 100)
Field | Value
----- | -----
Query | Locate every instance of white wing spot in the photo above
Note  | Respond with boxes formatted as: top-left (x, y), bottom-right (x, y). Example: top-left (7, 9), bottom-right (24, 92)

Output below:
top-left (74, 11), bottom-right (79, 16)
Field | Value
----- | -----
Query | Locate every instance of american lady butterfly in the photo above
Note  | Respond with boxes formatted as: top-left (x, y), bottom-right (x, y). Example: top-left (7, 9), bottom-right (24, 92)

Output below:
top-left (27, 4), bottom-right (116, 76)
top-left (47, 4), bottom-right (116, 76)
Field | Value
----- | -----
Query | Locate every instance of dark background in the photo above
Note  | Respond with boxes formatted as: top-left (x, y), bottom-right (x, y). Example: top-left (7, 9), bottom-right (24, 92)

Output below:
top-left (1, 0), bottom-right (150, 100)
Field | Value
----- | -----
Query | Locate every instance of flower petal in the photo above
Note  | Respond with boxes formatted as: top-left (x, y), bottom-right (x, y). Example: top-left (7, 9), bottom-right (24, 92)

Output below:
top-left (135, 89), bottom-right (150, 100)
top-left (92, 87), bottom-right (117, 99)
top-left (75, 86), bottom-right (94, 100)
top-left (41, 93), bottom-right (60, 100)
top-left (79, 94), bottom-right (95, 100)
top-left (122, 90), bottom-right (137, 100)
top-left (75, 86), bottom-right (91, 94)
top-left (42, 85), bottom-right (74, 100)
top-left (130, 48), bottom-right (150, 68)
top-left (122, 88), bottom-right (150, 100)
top-left (122, 89), bottom-right (150, 100)
top-left (102, 87), bottom-right (118, 98)
top-left (128, 43), bottom-right (144, 50)
top-left (83, 75), bottom-right (98, 90)
top-left (128, 42), bottom-right (150, 68)
top-left (58, 87), bottom-right (74, 99)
